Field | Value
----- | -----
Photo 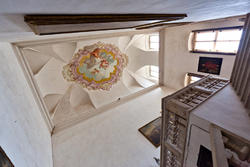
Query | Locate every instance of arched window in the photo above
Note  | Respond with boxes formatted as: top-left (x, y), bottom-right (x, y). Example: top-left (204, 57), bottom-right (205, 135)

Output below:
top-left (190, 26), bottom-right (243, 55)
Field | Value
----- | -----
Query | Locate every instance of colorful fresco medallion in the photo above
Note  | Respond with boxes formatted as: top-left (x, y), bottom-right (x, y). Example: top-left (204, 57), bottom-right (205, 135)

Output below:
top-left (62, 42), bottom-right (128, 90)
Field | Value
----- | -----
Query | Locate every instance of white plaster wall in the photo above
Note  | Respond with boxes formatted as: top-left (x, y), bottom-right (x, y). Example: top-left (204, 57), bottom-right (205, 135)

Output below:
top-left (132, 35), bottom-right (147, 51)
top-left (131, 34), bottom-right (158, 51)
top-left (18, 33), bottom-right (159, 127)
top-left (126, 34), bottom-right (159, 72)
top-left (0, 1), bottom-right (249, 34)
top-left (118, 36), bottom-right (131, 52)
top-left (0, 43), bottom-right (53, 167)
top-left (163, 16), bottom-right (244, 90)
top-left (136, 65), bottom-right (150, 78)
top-left (126, 45), bottom-right (158, 72)
top-left (52, 87), bottom-right (176, 167)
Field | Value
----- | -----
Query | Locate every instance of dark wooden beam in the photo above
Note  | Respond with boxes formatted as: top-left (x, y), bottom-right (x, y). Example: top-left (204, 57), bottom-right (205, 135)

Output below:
top-left (136, 22), bottom-right (192, 30)
top-left (24, 14), bottom-right (187, 35)
top-left (25, 14), bottom-right (187, 25)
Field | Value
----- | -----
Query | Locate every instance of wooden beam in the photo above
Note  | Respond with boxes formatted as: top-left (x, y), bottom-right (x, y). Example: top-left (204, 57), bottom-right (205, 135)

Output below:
top-left (136, 22), bottom-right (192, 30)
top-left (24, 14), bottom-right (187, 35)
top-left (25, 14), bottom-right (187, 25)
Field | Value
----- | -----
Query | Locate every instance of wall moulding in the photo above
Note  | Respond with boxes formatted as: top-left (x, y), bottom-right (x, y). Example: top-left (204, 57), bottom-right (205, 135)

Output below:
top-left (11, 44), bottom-right (55, 133)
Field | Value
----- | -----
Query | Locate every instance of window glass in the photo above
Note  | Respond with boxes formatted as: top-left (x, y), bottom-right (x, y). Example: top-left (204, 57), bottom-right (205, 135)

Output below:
top-left (150, 71), bottom-right (158, 78)
top-left (149, 65), bottom-right (159, 78)
top-left (150, 65), bottom-right (159, 72)
top-left (195, 42), bottom-right (214, 51)
top-left (150, 42), bottom-right (159, 50)
top-left (193, 27), bottom-right (243, 54)
top-left (149, 35), bottom-right (159, 42)
top-left (196, 31), bottom-right (216, 41)
top-left (217, 29), bottom-right (242, 41)
top-left (215, 41), bottom-right (240, 53)
top-left (149, 34), bottom-right (159, 50)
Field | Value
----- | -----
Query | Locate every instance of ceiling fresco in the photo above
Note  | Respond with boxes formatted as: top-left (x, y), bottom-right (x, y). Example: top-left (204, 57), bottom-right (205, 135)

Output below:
top-left (62, 42), bottom-right (128, 90)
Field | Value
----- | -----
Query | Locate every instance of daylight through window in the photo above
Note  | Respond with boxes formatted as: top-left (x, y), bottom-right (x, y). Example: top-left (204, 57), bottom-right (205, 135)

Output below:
top-left (149, 35), bottom-right (159, 50)
top-left (192, 27), bottom-right (243, 54)
top-left (149, 65), bottom-right (159, 78)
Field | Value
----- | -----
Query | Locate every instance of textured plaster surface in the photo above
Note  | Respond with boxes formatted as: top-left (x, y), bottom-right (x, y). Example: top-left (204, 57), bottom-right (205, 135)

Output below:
top-left (163, 16), bottom-right (244, 90)
top-left (0, 0), bottom-right (249, 33)
top-left (52, 87), bottom-right (175, 167)
top-left (0, 43), bottom-right (53, 167)
top-left (20, 34), bottom-right (158, 126)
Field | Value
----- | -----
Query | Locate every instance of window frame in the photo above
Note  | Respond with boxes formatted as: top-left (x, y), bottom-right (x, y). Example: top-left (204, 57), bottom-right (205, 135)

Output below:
top-left (191, 26), bottom-right (243, 56)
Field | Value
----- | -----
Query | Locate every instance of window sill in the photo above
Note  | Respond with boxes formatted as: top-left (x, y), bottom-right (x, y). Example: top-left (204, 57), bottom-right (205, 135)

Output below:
top-left (190, 51), bottom-right (236, 56)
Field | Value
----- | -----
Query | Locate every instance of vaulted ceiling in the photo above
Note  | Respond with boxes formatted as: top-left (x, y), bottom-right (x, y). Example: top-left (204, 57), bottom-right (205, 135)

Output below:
top-left (0, 0), bottom-right (249, 33)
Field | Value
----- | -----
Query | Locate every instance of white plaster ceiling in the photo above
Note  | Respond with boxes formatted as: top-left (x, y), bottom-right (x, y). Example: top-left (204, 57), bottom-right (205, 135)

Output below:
top-left (0, 0), bottom-right (249, 33)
